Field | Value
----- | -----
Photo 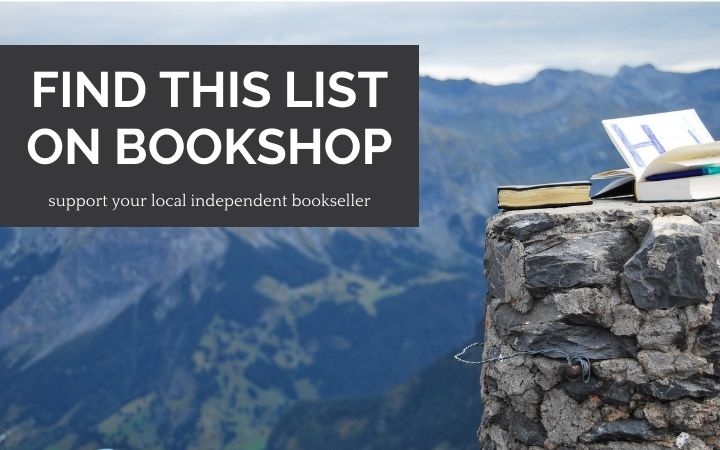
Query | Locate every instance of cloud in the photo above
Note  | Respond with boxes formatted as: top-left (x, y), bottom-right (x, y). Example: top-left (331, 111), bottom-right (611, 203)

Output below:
top-left (662, 60), bottom-right (720, 74)
top-left (420, 63), bottom-right (544, 85)
top-left (1, 3), bottom-right (719, 84)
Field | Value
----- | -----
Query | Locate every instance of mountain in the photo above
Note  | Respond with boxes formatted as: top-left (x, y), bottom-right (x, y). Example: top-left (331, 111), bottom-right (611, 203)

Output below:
top-left (267, 64), bottom-right (720, 450)
top-left (0, 228), bottom-right (483, 450)
top-left (266, 326), bottom-right (485, 450)
top-left (1, 64), bottom-right (720, 450)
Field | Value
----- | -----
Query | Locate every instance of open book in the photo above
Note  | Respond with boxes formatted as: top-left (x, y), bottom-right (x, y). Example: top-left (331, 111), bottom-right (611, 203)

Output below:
top-left (593, 109), bottom-right (720, 201)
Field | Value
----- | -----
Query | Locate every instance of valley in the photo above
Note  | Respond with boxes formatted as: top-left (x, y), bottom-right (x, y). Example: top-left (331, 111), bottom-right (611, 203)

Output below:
top-left (1, 64), bottom-right (720, 449)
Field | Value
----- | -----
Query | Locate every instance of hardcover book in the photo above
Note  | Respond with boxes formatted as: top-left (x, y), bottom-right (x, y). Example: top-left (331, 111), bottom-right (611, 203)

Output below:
top-left (593, 109), bottom-right (720, 201)
top-left (497, 181), bottom-right (591, 210)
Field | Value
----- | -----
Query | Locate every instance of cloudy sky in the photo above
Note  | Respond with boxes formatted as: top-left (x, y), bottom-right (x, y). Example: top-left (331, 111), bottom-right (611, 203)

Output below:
top-left (1, 2), bottom-right (719, 84)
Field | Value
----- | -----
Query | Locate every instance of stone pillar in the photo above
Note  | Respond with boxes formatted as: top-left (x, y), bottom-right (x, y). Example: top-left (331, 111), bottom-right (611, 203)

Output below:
top-left (479, 200), bottom-right (720, 450)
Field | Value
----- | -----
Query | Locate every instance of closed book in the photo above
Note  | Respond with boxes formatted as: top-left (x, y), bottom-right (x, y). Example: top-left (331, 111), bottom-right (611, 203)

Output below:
top-left (498, 181), bottom-right (591, 210)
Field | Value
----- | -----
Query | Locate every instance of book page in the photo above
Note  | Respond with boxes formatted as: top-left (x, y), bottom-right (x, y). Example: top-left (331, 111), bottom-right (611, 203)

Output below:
top-left (602, 109), bottom-right (714, 177)
top-left (641, 142), bottom-right (720, 179)
top-left (650, 141), bottom-right (720, 164)
top-left (591, 167), bottom-right (634, 180)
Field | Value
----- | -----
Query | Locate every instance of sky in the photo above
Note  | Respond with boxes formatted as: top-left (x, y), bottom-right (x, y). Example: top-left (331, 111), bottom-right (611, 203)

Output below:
top-left (1, 2), bottom-right (719, 85)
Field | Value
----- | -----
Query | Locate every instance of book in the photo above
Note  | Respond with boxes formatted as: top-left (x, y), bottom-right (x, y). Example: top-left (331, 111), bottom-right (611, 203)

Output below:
top-left (593, 109), bottom-right (720, 201)
top-left (498, 181), bottom-right (591, 210)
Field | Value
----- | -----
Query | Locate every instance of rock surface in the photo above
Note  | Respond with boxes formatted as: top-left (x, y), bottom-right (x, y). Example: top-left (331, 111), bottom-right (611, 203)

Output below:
top-left (479, 199), bottom-right (720, 449)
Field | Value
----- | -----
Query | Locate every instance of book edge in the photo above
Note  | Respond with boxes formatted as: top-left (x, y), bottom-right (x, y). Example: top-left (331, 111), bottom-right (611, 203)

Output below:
top-left (498, 200), bottom-right (593, 211)
top-left (497, 181), bottom-right (591, 192)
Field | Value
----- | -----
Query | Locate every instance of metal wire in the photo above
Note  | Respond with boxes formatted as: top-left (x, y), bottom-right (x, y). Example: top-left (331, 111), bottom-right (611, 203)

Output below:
top-left (454, 341), bottom-right (592, 383)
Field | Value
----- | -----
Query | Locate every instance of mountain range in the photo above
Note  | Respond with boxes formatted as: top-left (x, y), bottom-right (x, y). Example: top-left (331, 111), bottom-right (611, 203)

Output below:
top-left (266, 64), bottom-right (720, 450)
top-left (1, 64), bottom-right (719, 450)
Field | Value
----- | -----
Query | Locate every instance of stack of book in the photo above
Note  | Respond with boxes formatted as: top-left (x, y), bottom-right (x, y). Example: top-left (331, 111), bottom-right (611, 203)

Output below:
top-left (498, 109), bottom-right (720, 210)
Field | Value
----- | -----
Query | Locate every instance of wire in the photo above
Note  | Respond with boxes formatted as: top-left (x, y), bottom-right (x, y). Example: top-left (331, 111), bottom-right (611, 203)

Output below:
top-left (454, 341), bottom-right (592, 383)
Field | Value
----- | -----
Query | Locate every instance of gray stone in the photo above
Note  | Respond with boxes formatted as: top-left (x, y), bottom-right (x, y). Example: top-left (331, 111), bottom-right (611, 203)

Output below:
top-left (637, 350), bottom-right (712, 380)
top-left (545, 288), bottom-right (614, 328)
top-left (491, 212), bottom-right (559, 242)
top-left (600, 405), bottom-right (630, 422)
top-left (585, 444), bottom-right (670, 450)
top-left (674, 432), bottom-right (710, 450)
top-left (593, 358), bottom-right (648, 384)
top-left (577, 420), bottom-right (670, 443)
top-left (540, 388), bottom-right (597, 445)
top-left (486, 407), bottom-right (547, 446)
top-left (484, 239), bottom-right (533, 312)
top-left (683, 302), bottom-right (714, 329)
top-left (481, 425), bottom-right (510, 450)
top-left (494, 299), bottom-right (561, 327)
top-left (641, 403), bottom-right (668, 429)
top-left (638, 377), bottom-right (720, 401)
top-left (495, 303), bottom-right (637, 359)
top-left (611, 304), bottom-right (642, 336)
top-left (667, 398), bottom-right (713, 430)
top-left (484, 239), bottom-right (512, 301)
top-left (697, 298), bottom-right (720, 364)
top-left (480, 200), bottom-right (720, 449)
top-left (561, 378), bottom-right (630, 405)
top-left (525, 230), bottom-right (637, 296)
top-left (531, 356), bottom-right (567, 391)
top-left (637, 309), bottom-right (685, 352)
top-left (624, 215), bottom-right (720, 309)
top-left (485, 352), bottom-right (536, 398)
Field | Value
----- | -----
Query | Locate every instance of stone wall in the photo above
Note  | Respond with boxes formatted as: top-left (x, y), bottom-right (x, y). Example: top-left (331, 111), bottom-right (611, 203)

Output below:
top-left (479, 200), bottom-right (720, 449)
